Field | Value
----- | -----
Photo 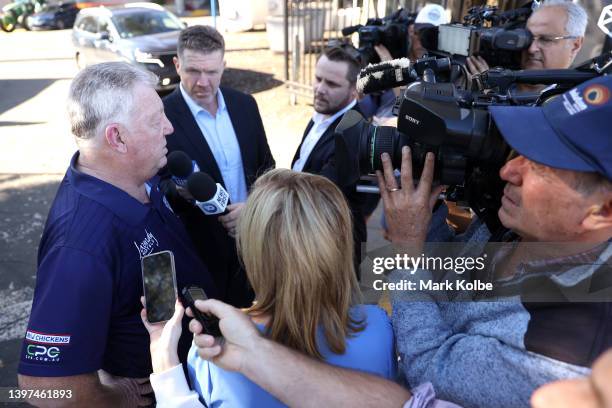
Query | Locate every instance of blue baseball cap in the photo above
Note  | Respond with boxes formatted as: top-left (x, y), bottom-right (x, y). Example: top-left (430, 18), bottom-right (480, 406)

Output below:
top-left (489, 75), bottom-right (612, 181)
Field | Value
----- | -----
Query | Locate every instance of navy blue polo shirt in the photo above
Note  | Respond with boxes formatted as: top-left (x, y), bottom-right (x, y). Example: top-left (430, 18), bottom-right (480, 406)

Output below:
top-left (19, 152), bottom-right (218, 378)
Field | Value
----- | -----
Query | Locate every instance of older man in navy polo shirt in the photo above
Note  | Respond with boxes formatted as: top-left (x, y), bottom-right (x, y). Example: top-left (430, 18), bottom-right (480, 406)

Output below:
top-left (17, 62), bottom-right (218, 407)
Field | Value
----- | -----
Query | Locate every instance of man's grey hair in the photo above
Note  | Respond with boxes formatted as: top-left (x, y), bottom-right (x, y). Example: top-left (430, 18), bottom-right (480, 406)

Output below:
top-left (535, 0), bottom-right (588, 37)
top-left (67, 62), bottom-right (157, 142)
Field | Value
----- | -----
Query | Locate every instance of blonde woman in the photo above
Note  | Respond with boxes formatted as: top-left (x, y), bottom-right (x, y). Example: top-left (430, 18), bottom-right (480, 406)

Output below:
top-left (144, 169), bottom-right (396, 407)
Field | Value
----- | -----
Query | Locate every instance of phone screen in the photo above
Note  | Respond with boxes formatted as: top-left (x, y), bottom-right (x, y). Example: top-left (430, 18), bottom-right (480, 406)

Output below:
top-left (142, 250), bottom-right (177, 323)
top-left (187, 287), bottom-right (208, 302)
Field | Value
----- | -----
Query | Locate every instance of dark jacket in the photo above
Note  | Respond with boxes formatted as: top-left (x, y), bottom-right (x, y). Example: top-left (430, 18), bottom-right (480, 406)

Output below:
top-left (162, 86), bottom-right (275, 306)
top-left (292, 104), bottom-right (367, 277)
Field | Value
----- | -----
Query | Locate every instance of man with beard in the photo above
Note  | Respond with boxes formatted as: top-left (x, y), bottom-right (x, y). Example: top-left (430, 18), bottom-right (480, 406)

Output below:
top-left (291, 46), bottom-right (366, 275)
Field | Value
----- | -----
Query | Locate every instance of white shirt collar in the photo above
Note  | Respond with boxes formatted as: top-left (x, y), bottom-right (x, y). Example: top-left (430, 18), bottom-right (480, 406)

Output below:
top-left (179, 83), bottom-right (227, 117)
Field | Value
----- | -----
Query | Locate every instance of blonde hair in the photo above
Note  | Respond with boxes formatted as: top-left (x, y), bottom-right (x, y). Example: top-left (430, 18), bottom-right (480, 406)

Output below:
top-left (236, 169), bottom-right (365, 359)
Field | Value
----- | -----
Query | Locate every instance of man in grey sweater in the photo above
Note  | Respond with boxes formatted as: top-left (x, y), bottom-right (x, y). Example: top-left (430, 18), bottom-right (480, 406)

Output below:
top-left (379, 75), bottom-right (612, 407)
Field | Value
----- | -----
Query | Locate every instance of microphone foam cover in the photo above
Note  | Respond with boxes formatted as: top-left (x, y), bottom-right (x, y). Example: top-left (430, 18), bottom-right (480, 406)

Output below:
top-left (168, 151), bottom-right (193, 178)
top-left (187, 172), bottom-right (218, 202)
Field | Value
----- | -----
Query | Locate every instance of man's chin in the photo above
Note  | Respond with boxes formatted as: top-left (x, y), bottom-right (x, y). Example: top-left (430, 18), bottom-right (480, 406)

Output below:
top-left (313, 101), bottom-right (328, 113)
top-left (523, 60), bottom-right (544, 70)
top-left (314, 104), bottom-right (337, 115)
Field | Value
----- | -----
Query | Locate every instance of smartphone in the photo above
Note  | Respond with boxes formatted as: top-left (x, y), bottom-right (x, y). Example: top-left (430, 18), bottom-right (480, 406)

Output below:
top-left (142, 250), bottom-right (177, 323)
top-left (181, 286), bottom-right (222, 337)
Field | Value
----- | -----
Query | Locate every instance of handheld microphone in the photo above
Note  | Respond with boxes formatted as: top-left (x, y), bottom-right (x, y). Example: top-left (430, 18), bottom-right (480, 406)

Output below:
top-left (168, 151), bottom-right (200, 187)
top-left (356, 58), bottom-right (417, 95)
top-left (187, 172), bottom-right (230, 215)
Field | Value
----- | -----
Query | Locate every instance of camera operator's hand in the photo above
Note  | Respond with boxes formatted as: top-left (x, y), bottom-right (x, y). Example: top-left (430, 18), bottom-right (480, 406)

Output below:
top-left (374, 44), bottom-right (393, 62)
top-left (466, 56), bottom-right (490, 77)
top-left (376, 147), bottom-right (444, 250)
top-left (373, 44), bottom-right (402, 97)
top-left (188, 299), bottom-right (262, 373)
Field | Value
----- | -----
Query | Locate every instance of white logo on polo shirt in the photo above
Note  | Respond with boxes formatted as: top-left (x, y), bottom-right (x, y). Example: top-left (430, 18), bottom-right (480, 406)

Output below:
top-left (562, 88), bottom-right (588, 115)
top-left (134, 229), bottom-right (159, 259)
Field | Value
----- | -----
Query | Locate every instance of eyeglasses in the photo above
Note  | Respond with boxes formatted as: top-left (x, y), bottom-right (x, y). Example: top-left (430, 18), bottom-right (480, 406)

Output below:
top-left (531, 34), bottom-right (578, 48)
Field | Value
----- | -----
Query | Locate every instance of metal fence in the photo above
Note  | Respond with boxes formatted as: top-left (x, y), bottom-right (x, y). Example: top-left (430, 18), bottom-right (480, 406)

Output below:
top-left (282, 0), bottom-right (539, 103)
top-left (282, 0), bottom-right (451, 103)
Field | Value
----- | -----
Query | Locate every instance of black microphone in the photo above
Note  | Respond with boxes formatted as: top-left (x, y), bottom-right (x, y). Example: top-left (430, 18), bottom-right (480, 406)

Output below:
top-left (187, 172), bottom-right (230, 215)
top-left (357, 58), bottom-right (417, 94)
top-left (168, 151), bottom-right (200, 187)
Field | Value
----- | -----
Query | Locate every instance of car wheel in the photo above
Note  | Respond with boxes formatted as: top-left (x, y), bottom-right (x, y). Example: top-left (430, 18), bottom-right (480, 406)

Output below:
top-left (57, 19), bottom-right (65, 30)
top-left (22, 12), bottom-right (33, 30)
top-left (0, 11), bottom-right (17, 32)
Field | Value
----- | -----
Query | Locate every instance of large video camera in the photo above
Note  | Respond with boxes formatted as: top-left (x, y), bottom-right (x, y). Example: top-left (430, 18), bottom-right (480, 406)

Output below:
top-left (434, 5), bottom-right (533, 70)
top-left (335, 53), bottom-right (611, 230)
top-left (341, 9), bottom-right (415, 65)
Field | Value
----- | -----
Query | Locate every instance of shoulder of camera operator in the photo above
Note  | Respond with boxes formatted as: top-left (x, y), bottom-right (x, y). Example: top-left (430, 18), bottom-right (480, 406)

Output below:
top-left (518, 0), bottom-right (586, 90)
top-left (389, 72), bottom-right (612, 406)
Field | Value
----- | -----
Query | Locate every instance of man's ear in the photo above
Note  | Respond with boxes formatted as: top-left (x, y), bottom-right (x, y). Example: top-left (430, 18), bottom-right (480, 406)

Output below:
top-left (569, 36), bottom-right (584, 61)
top-left (173, 55), bottom-right (180, 74)
top-left (350, 84), bottom-right (358, 101)
top-left (581, 195), bottom-right (612, 233)
top-left (104, 124), bottom-right (127, 153)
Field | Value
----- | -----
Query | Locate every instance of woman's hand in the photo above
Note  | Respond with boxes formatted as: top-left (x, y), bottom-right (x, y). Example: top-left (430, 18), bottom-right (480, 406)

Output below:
top-left (188, 299), bottom-right (262, 373)
top-left (140, 297), bottom-right (184, 373)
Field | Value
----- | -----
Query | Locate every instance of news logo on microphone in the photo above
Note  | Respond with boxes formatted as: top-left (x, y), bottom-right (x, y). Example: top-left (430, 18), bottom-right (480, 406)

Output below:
top-left (196, 185), bottom-right (229, 215)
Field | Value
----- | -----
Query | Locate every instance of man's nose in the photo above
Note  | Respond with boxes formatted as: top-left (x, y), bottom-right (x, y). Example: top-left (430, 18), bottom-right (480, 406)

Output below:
top-left (499, 155), bottom-right (526, 185)
top-left (315, 83), bottom-right (326, 95)
top-left (527, 38), bottom-right (541, 54)
top-left (162, 114), bottom-right (174, 136)
top-left (196, 73), bottom-right (210, 87)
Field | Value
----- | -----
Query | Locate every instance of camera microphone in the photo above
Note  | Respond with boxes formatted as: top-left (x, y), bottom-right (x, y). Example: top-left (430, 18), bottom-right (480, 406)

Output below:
top-left (168, 151), bottom-right (200, 187)
top-left (357, 58), bottom-right (417, 94)
top-left (187, 172), bottom-right (230, 215)
top-left (341, 24), bottom-right (362, 36)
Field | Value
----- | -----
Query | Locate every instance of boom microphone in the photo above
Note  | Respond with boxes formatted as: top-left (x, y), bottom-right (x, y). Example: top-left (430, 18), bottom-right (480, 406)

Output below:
top-left (187, 172), bottom-right (230, 215)
top-left (357, 58), bottom-right (417, 94)
top-left (168, 151), bottom-right (200, 187)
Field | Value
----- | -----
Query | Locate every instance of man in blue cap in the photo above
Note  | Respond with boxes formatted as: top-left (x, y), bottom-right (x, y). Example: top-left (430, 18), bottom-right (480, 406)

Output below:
top-left (378, 75), bottom-right (612, 407)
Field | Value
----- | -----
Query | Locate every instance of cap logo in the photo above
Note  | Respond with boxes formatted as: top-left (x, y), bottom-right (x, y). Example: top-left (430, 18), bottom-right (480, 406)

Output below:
top-left (582, 84), bottom-right (610, 106)
top-left (562, 88), bottom-right (588, 115)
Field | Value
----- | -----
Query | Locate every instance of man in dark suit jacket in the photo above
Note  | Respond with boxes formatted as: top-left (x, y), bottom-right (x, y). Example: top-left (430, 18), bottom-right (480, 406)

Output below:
top-left (291, 46), bottom-right (367, 276)
top-left (163, 25), bottom-right (274, 306)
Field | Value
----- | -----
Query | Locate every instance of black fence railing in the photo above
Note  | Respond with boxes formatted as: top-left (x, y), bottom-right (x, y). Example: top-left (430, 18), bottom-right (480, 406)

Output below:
top-left (282, 0), bottom-right (451, 104)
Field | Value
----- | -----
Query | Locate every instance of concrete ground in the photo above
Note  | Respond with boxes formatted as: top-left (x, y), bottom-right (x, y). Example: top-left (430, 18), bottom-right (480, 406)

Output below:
top-left (0, 20), bottom-right (387, 400)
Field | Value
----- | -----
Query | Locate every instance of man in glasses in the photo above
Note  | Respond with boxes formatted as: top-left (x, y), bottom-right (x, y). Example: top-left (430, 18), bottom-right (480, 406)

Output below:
top-left (521, 0), bottom-right (585, 70)
top-left (467, 0), bottom-right (586, 81)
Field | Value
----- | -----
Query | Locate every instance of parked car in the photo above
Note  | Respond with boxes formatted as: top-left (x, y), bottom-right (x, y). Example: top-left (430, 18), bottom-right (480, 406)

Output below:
top-left (72, 2), bottom-right (184, 91)
top-left (26, 1), bottom-right (79, 30)
top-left (0, 0), bottom-right (45, 32)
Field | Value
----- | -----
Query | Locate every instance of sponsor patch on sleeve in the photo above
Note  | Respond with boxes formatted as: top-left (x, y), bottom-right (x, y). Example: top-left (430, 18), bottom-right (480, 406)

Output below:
top-left (25, 330), bottom-right (71, 345)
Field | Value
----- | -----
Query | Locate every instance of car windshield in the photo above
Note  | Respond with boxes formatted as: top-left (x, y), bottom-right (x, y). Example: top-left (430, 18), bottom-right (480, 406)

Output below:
top-left (111, 9), bottom-right (182, 38)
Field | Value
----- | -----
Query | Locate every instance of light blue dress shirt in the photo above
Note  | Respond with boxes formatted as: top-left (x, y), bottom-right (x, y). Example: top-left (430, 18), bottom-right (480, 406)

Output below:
top-left (179, 84), bottom-right (248, 204)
